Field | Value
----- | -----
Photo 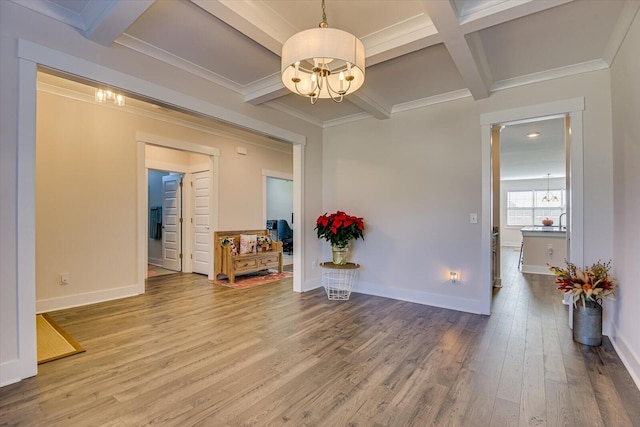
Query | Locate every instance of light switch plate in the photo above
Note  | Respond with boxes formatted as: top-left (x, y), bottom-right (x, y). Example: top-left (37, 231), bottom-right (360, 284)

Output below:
top-left (470, 213), bottom-right (478, 224)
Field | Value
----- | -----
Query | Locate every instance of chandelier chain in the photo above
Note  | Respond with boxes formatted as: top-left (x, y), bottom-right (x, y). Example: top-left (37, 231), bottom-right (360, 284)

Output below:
top-left (320, 0), bottom-right (328, 27)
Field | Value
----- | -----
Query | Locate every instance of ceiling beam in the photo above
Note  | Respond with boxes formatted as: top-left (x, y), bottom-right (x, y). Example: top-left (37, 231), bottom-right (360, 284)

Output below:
top-left (244, 74), bottom-right (290, 105)
top-left (422, 0), bottom-right (491, 100)
top-left (458, 0), bottom-right (575, 33)
top-left (348, 91), bottom-right (392, 120)
top-left (190, 0), bottom-right (294, 56)
top-left (85, 0), bottom-right (154, 46)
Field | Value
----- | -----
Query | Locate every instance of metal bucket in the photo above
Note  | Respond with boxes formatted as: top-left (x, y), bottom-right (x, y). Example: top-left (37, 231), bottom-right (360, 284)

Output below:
top-left (573, 299), bottom-right (602, 346)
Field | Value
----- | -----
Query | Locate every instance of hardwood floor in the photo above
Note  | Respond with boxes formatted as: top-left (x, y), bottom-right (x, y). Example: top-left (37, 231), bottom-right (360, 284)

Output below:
top-left (1, 251), bottom-right (639, 426)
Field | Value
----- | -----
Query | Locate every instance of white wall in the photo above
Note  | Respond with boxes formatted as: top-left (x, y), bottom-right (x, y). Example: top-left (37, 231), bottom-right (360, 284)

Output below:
top-left (0, 1), bottom-right (324, 386)
top-left (324, 98), bottom-right (485, 313)
top-left (611, 11), bottom-right (640, 388)
top-left (34, 88), bottom-right (294, 310)
top-left (324, 70), bottom-right (614, 315)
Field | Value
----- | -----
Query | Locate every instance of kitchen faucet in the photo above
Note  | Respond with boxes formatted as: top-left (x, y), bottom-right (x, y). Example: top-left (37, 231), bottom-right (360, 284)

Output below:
top-left (559, 212), bottom-right (567, 230)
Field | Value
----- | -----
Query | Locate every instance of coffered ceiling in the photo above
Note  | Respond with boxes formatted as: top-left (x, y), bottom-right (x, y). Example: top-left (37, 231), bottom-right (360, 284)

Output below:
top-left (13, 0), bottom-right (639, 128)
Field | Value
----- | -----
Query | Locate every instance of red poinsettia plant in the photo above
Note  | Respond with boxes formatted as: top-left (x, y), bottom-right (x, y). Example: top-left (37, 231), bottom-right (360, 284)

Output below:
top-left (315, 211), bottom-right (364, 248)
top-left (548, 260), bottom-right (617, 307)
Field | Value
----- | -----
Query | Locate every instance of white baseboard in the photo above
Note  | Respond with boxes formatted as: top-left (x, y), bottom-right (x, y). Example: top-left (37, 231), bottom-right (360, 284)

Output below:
top-left (501, 242), bottom-right (521, 248)
top-left (36, 283), bottom-right (144, 313)
top-left (301, 278), bottom-right (322, 292)
top-left (148, 258), bottom-right (163, 266)
top-left (521, 265), bottom-right (553, 275)
top-left (609, 327), bottom-right (640, 391)
top-left (352, 281), bottom-right (485, 314)
top-left (301, 278), bottom-right (484, 314)
top-left (0, 358), bottom-right (37, 387)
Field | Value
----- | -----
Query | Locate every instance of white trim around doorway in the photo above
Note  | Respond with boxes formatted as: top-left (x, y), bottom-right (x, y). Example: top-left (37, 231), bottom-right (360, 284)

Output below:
top-left (480, 97), bottom-right (585, 316)
top-left (138, 133), bottom-right (219, 282)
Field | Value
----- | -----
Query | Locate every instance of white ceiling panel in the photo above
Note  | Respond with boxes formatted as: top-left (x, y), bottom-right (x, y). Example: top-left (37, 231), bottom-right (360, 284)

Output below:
top-left (500, 117), bottom-right (566, 181)
top-left (263, 0), bottom-right (429, 38)
top-left (365, 43), bottom-right (466, 105)
top-left (478, 0), bottom-right (627, 81)
top-left (124, 0), bottom-right (280, 86)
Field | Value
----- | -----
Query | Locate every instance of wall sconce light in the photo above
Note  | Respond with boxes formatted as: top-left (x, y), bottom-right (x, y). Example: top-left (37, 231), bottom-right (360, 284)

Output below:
top-left (450, 272), bottom-right (458, 283)
top-left (95, 89), bottom-right (125, 106)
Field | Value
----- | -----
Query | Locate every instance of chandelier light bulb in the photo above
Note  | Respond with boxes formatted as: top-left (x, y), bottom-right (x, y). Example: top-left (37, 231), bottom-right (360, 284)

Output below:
top-left (95, 89), bottom-right (106, 103)
top-left (95, 88), bottom-right (125, 107)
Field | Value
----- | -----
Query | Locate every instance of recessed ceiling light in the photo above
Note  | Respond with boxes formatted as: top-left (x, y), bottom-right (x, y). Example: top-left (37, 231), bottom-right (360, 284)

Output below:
top-left (526, 131), bottom-right (541, 138)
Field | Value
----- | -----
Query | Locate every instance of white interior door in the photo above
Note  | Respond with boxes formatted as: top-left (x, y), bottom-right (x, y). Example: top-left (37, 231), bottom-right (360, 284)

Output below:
top-left (162, 174), bottom-right (182, 271)
top-left (191, 171), bottom-right (210, 275)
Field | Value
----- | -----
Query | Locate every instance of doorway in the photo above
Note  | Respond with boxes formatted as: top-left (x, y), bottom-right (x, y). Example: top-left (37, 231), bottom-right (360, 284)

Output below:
top-left (148, 170), bottom-right (184, 276)
top-left (495, 116), bottom-right (568, 283)
top-left (143, 141), bottom-right (217, 282)
top-left (480, 97), bottom-right (585, 315)
top-left (264, 174), bottom-right (294, 267)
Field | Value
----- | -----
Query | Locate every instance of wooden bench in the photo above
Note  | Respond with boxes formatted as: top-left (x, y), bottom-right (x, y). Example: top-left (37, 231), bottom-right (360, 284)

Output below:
top-left (213, 229), bottom-right (283, 283)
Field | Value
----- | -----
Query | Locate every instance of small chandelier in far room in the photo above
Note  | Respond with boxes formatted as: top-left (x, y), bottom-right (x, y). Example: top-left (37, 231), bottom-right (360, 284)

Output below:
top-left (542, 173), bottom-right (559, 202)
top-left (95, 88), bottom-right (125, 106)
top-left (281, 0), bottom-right (365, 104)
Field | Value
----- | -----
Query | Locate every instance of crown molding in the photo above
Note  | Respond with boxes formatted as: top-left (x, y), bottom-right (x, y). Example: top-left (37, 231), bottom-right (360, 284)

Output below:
top-left (243, 73), bottom-right (289, 105)
top-left (37, 80), bottom-right (293, 155)
top-left (601, 0), bottom-right (640, 66)
top-left (491, 59), bottom-right (609, 93)
top-left (265, 101), bottom-right (325, 128)
top-left (362, 14), bottom-right (439, 59)
top-left (115, 33), bottom-right (244, 94)
top-left (392, 89), bottom-right (473, 114)
top-left (322, 112), bottom-right (373, 128)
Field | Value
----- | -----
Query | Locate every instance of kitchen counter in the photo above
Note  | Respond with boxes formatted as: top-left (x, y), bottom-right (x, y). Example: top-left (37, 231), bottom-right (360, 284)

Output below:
top-left (521, 226), bottom-right (566, 236)
top-left (521, 227), bottom-right (567, 274)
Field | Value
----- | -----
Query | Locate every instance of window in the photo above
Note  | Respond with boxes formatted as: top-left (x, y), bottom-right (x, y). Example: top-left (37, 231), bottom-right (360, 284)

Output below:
top-left (506, 189), bottom-right (565, 226)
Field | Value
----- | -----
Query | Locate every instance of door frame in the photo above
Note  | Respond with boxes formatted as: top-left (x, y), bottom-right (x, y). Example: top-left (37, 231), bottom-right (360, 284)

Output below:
top-left (263, 170), bottom-right (295, 265)
top-left (480, 98), bottom-right (585, 315)
top-left (262, 169), bottom-right (294, 228)
top-left (138, 133), bottom-right (219, 283)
